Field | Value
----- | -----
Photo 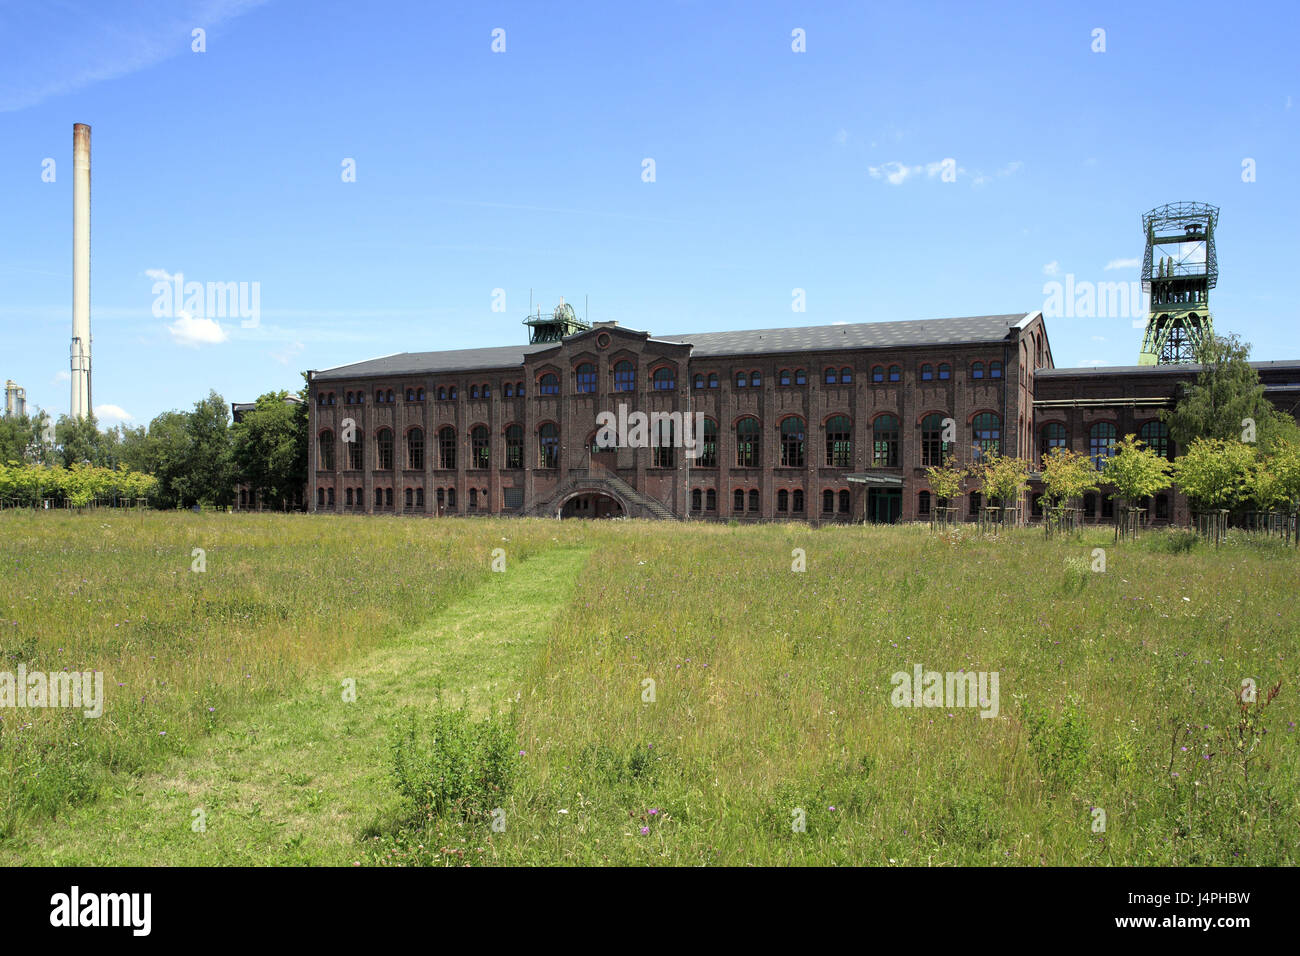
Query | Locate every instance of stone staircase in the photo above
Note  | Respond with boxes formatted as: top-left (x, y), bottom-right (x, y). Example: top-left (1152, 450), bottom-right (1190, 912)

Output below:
top-left (528, 465), bottom-right (678, 520)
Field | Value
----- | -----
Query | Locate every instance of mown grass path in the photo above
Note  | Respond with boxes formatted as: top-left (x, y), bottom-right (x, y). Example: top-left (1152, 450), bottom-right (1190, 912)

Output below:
top-left (3, 547), bottom-right (592, 866)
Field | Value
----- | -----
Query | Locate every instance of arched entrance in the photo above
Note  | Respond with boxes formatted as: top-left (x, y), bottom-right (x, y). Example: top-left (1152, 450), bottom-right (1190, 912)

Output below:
top-left (559, 491), bottom-right (625, 519)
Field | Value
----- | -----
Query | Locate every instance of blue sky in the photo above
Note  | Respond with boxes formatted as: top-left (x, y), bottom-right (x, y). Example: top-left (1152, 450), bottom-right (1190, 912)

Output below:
top-left (1, 0), bottom-right (1296, 427)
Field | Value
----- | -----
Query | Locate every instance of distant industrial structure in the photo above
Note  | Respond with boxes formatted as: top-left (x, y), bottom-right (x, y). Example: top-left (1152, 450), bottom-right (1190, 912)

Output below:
top-left (70, 122), bottom-right (93, 419)
top-left (4, 380), bottom-right (26, 417)
top-left (1138, 202), bottom-right (1217, 365)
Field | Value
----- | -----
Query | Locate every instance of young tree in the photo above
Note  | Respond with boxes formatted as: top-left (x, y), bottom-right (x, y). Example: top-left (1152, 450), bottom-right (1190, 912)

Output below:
top-left (1172, 438), bottom-right (1255, 511)
top-left (1039, 448), bottom-right (1099, 535)
top-left (1101, 434), bottom-right (1173, 531)
top-left (185, 391), bottom-right (236, 506)
top-left (975, 453), bottom-right (1031, 524)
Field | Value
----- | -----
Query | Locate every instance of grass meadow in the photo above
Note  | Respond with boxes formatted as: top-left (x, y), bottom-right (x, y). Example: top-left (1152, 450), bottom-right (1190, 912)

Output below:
top-left (1, 511), bottom-right (1296, 866)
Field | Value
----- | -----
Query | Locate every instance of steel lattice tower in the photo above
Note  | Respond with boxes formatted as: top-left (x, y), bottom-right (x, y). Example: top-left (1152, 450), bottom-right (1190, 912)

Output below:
top-left (1137, 201), bottom-right (1218, 365)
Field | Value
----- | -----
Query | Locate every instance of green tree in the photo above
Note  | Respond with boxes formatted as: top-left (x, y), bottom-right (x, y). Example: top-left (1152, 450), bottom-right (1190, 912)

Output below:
top-left (54, 413), bottom-right (114, 467)
top-left (1163, 334), bottom-right (1291, 449)
top-left (231, 391), bottom-right (307, 511)
top-left (1101, 434), bottom-right (1173, 510)
top-left (185, 391), bottom-right (235, 507)
top-left (1172, 438), bottom-right (1255, 511)
top-left (975, 453), bottom-right (1031, 514)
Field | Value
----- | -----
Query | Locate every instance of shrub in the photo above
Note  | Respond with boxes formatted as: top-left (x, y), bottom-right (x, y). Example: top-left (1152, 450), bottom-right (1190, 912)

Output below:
top-left (389, 704), bottom-right (517, 820)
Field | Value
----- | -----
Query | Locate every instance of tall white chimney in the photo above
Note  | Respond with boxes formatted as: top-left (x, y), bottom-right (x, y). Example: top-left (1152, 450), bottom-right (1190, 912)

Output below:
top-left (70, 122), bottom-right (92, 419)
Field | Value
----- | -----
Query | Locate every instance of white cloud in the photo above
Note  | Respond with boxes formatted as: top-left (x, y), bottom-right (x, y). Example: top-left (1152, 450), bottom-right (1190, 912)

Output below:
top-left (1042, 261), bottom-right (1061, 276)
top-left (168, 311), bottom-right (228, 347)
top-left (271, 341), bottom-right (305, 365)
top-left (51, 370), bottom-right (71, 384)
top-left (1105, 257), bottom-right (1141, 270)
top-left (145, 268), bottom-right (177, 282)
top-left (94, 404), bottom-right (132, 424)
top-left (868, 161), bottom-right (918, 185)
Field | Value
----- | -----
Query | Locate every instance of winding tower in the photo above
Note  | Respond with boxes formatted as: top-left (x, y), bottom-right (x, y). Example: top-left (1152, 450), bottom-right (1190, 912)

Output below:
top-left (523, 297), bottom-right (590, 344)
top-left (1137, 201), bottom-right (1218, 365)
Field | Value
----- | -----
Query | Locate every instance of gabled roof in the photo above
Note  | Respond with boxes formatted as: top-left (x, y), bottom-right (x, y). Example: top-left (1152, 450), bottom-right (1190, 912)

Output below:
top-left (311, 313), bottom-right (1038, 380)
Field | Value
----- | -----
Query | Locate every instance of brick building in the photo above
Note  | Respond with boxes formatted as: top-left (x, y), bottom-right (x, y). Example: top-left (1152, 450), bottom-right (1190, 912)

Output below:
top-left (305, 311), bottom-right (1300, 523)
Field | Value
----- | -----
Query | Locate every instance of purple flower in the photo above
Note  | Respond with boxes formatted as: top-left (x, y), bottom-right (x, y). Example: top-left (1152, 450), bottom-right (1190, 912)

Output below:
top-left (639, 826), bottom-right (649, 836)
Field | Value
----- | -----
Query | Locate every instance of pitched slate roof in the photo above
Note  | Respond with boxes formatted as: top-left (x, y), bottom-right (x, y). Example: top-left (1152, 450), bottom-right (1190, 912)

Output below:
top-left (312, 313), bottom-right (1035, 380)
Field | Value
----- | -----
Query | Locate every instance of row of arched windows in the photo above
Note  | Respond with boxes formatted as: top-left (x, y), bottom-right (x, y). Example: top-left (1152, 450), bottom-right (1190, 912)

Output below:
top-left (1038, 420), bottom-right (1171, 469)
top-left (318, 413), bottom-right (1006, 473)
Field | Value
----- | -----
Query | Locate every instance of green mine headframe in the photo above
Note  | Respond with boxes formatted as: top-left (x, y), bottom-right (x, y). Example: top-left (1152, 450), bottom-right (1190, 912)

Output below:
top-left (523, 299), bottom-right (590, 344)
top-left (1137, 201), bottom-right (1219, 365)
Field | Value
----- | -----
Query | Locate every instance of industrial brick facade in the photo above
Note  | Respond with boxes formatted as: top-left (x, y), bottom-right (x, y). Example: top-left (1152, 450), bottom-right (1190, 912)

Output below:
top-left (304, 312), bottom-right (1300, 523)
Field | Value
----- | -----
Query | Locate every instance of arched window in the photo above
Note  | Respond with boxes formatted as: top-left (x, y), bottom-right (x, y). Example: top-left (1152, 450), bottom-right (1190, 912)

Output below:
top-left (792, 489), bottom-right (804, 513)
top-left (406, 388), bottom-right (415, 402)
top-left (989, 361), bottom-right (1002, 379)
top-left (748, 489), bottom-right (760, 512)
top-left (437, 386), bottom-right (447, 401)
top-left (515, 382), bottom-right (524, 396)
top-left (316, 488), bottom-right (325, 508)
top-left (345, 488), bottom-right (353, 508)
top-left (916, 490), bottom-right (930, 516)
top-left (385, 488), bottom-right (394, 508)
top-left (1139, 420), bottom-right (1171, 460)
top-left (1040, 422), bottom-right (1067, 463)
top-left (538, 373), bottom-right (559, 396)
top-left (471, 425), bottom-right (490, 469)
top-left (825, 415), bottom-right (852, 467)
top-left (699, 418), bottom-right (718, 467)
top-left (505, 424), bottom-right (523, 469)
top-left (318, 430), bottom-right (335, 471)
top-left (538, 423), bottom-right (560, 468)
top-left (375, 488), bottom-right (383, 508)
top-left (822, 489), bottom-right (835, 513)
top-left (356, 392), bottom-right (364, 405)
top-left (938, 363), bottom-right (951, 380)
top-left (921, 364), bottom-right (933, 381)
top-left (374, 389), bottom-right (384, 404)
top-left (750, 369), bottom-right (761, 387)
top-left (777, 489), bottom-right (789, 512)
top-left (708, 372), bottom-right (719, 389)
top-left (652, 367), bottom-right (675, 391)
top-left (824, 368), bottom-right (838, 385)
top-left (326, 487), bottom-right (335, 507)
top-left (969, 491), bottom-right (982, 517)
top-left (693, 374), bottom-right (705, 390)
top-left (504, 383), bottom-right (514, 398)
top-left (438, 426), bottom-right (456, 470)
top-left (839, 489), bottom-right (850, 513)
top-left (405, 487), bottom-right (413, 509)
top-left (386, 389), bottom-right (394, 403)
top-left (1089, 421), bottom-right (1117, 469)
top-left (780, 369), bottom-right (792, 386)
top-left (736, 417), bottom-right (759, 467)
top-left (971, 362), bottom-right (984, 380)
top-left (345, 391), bottom-right (354, 404)
top-left (407, 428), bottom-right (424, 470)
top-left (973, 412), bottom-right (1001, 461)
top-left (735, 370), bottom-right (748, 388)
top-left (416, 488), bottom-right (424, 508)
top-left (840, 367), bottom-right (853, 383)
top-left (873, 415), bottom-right (899, 467)
top-left (482, 384), bottom-right (490, 398)
top-left (436, 488), bottom-right (445, 510)
top-left (795, 369), bottom-right (807, 385)
top-left (691, 488), bottom-right (703, 512)
top-left (576, 363), bottom-right (597, 394)
top-left (613, 361), bottom-right (635, 392)
top-left (733, 488), bottom-right (745, 512)
top-left (376, 428), bottom-right (394, 470)
top-left (469, 385), bottom-right (479, 399)
top-left (706, 489), bottom-right (716, 511)
top-left (448, 386), bottom-right (457, 400)
top-left (872, 366), bottom-right (884, 383)
top-left (888, 365), bottom-right (901, 382)
top-left (921, 413), bottom-right (949, 467)
top-left (1155, 493), bottom-right (1169, 519)
top-left (446, 487), bottom-right (456, 510)
top-left (780, 417), bottom-right (805, 468)
top-left (468, 488), bottom-right (478, 512)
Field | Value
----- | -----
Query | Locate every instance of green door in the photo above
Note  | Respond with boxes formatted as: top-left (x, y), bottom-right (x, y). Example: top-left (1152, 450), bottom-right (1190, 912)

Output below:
top-left (868, 488), bottom-right (902, 524)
